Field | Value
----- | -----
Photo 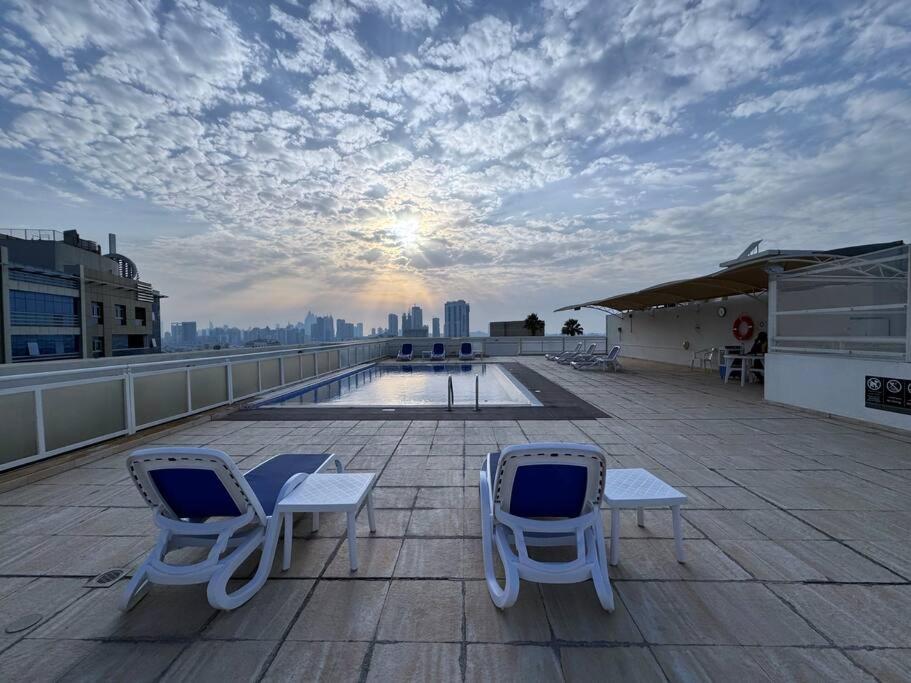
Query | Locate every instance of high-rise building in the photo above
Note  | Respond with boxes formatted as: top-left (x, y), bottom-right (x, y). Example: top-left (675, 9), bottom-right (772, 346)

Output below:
top-left (355, 322), bottom-right (363, 338)
top-left (312, 315), bottom-right (334, 342)
top-left (1, 229), bottom-right (163, 362)
top-left (387, 313), bottom-right (398, 336)
top-left (445, 300), bottom-right (470, 338)
top-left (410, 304), bottom-right (423, 330)
top-left (432, 317), bottom-right (440, 337)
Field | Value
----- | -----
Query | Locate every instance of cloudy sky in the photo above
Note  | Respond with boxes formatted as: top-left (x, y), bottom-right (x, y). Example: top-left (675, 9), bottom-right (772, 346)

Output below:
top-left (1, 0), bottom-right (909, 332)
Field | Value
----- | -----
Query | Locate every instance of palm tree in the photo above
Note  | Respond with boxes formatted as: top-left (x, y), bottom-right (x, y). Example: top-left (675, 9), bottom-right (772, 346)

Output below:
top-left (523, 313), bottom-right (545, 336)
top-left (561, 318), bottom-right (583, 336)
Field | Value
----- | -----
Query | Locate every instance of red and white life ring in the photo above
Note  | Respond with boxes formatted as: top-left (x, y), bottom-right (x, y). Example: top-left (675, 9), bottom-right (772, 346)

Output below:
top-left (732, 314), bottom-right (755, 341)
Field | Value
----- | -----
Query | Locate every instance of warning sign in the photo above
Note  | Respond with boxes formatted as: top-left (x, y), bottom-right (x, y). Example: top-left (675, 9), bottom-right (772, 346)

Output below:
top-left (865, 376), bottom-right (911, 416)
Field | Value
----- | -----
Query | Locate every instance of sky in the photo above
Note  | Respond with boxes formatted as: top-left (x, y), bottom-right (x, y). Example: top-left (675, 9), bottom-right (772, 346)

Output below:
top-left (1, 0), bottom-right (909, 333)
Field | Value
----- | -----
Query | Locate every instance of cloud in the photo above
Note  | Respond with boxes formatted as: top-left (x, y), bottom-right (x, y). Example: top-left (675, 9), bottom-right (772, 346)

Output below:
top-left (0, 0), bottom-right (908, 329)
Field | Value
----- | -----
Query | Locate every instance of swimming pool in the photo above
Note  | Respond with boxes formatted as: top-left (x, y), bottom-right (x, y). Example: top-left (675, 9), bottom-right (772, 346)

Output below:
top-left (256, 363), bottom-right (542, 408)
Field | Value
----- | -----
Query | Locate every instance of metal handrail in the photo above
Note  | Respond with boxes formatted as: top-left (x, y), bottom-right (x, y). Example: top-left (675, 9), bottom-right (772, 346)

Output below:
top-left (447, 375), bottom-right (454, 412)
top-left (475, 375), bottom-right (480, 412)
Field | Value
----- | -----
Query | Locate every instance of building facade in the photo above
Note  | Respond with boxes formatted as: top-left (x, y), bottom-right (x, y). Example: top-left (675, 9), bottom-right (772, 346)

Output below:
top-left (432, 317), bottom-right (440, 337)
top-left (387, 313), bottom-right (398, 336)
top-left (1, 229), bottom-right (163, 363)
top-left (445, 300), bottom-right (470, 337)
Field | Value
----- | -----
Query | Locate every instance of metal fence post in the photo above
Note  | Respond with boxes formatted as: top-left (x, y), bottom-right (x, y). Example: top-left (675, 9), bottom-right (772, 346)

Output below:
top-left (226, 360), bottom-right (234, 404)
top-left (35, 388), bottom-right (46, 455)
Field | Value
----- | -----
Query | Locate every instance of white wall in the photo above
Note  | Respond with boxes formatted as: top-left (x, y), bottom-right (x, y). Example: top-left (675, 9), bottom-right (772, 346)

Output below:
top-left (765, 352), bottom-right (911, 431)
top-left (610, 295), bottom-right (768, 366)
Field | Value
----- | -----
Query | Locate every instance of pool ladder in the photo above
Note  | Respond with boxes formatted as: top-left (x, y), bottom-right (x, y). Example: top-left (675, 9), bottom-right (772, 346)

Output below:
top-left (447, 375), bottom-right (480, 412)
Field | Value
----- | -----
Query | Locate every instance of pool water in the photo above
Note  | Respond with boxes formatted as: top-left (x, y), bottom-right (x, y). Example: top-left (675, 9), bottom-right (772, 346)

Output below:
top-left (258, 363), bottom-right (541, 408)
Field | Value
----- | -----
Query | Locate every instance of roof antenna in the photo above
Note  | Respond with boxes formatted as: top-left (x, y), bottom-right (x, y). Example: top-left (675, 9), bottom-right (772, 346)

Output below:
top-left (736, 239), bottom-right (762, 261)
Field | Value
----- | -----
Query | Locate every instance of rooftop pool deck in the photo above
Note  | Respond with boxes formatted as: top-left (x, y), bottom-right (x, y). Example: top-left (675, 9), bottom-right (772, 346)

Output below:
top-left (0, 357), bottom-right (909, 681)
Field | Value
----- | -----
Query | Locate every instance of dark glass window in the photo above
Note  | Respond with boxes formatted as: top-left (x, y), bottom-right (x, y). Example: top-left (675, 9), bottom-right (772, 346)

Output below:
top-left (11, 334), bottom-right (80, 359)
top-left (115, 304), bottom-right (126, 324)
top-left (9, 290), bottom-right (79, 315)
top-left (91, 301), bottom-right (103, 322)
top-left (92, 336), bottom-right (104, 355)
top-left (135, 307), bottom-right (147, 325)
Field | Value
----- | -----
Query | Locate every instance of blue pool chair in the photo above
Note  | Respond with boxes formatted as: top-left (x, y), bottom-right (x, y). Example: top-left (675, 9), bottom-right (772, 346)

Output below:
top-left (397, 343), bottom-right (413, 361)
top-left (479, 442), bottom-right (614, 610)
top-left (430, 342), bottom-right (445, 360)
top-left (459, 342), bottom-right (474, 360)
top-left (123, 447), bottom-right (342, 611)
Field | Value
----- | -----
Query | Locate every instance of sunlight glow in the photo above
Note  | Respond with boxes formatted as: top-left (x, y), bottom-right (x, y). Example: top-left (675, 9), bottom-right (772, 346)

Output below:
top-left (390, 216), bottom-right (420, 248)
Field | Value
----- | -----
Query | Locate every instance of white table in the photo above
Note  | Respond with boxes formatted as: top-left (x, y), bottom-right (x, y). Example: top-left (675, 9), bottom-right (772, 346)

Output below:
top-left (723, 353), bottom-right (764, 387)
top-left (602, 468), bottom-right (687, 565)
top-left (276, 472), bottom-right (377, 572)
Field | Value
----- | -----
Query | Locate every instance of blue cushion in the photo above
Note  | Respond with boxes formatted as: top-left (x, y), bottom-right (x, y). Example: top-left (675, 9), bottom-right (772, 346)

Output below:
top-left (401, 344), bottom-right (413, 354)
top-left (460, 343), bottom-right (471, 354)
top-left (432, 343), bottom-right (444, 354)
top-left (508, 463), bottom-right (588, 519)
top-left (244, 453), bottom-right (330, 515)
top-left (150, 468), bottom-right (242, 519)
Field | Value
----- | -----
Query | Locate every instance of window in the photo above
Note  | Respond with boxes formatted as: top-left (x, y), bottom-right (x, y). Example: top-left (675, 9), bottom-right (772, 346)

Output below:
top-left (115, 304), bottom-right (126, 325)
top-left (135, 307), bottom-right (147, 326)
top-left (11, 334), bottom-right (80, 361)
top-left (112, 334), bottom-right (148, 354)
top-left (92, 336), bottom-right (104, 356)
top-left (9, 291), bottom-right (79, 326)
top-left (91, 301), bottom-right (103, 323)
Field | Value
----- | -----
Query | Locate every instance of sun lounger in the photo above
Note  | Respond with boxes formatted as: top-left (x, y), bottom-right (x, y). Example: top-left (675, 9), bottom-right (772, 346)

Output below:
top-left (556, 343), bottom-right (596, 365)
top-left (123, 447), bottom-right (341, 611)
top-left (546, 342), bottom-right (582, 361)
top-left (430, 342), bottom-right (445, 360)
top-left (571, 345), bottom-right (622, 371)
top-left (397, 343), bottom-right (413, 361)
top-left (479, 442), bottom-right (614, 610)
top-left (459, 342), bottom-right (473, 360)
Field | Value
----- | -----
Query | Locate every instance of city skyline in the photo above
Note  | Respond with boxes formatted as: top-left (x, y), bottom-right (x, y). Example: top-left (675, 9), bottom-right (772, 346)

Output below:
top-left (1, 2), bottom-right (907, 332)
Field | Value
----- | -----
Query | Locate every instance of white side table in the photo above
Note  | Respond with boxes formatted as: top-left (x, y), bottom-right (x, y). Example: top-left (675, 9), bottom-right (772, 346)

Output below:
top-left (602, 468), bottom-right (687, 565)
top-left (276, 472), bottom-right (377, 572)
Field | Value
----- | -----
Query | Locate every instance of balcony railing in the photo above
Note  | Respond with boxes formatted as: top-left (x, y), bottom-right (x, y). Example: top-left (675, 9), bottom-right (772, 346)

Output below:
top-left (9, 311), bottom-right (81, 327)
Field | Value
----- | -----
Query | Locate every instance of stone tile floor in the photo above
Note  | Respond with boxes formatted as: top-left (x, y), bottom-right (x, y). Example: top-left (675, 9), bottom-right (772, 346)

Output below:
top-left (1, 357), bottom-right (910, 681)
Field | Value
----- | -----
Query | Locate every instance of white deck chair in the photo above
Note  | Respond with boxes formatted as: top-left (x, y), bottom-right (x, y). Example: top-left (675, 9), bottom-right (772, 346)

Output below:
top-left (479, 442), bottom-right (614, 611)
top-left (123, 447), bottom-right (342, 611)
top-left (459, 342), bottom-right (474, 360)
top-left (430, 342), bottom-right (445, 361)
top-left (545, 342), bottom-right (582, 361)
top-left (556, 343), bottom-right (596, 365)
top-left (571, 345), bottom-right (622, 371)
top-left (396, 343), bottom-right (413, 361)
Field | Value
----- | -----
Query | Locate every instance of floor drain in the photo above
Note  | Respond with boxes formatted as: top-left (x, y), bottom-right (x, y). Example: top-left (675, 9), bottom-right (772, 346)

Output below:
top-left (5, 613), bottom-right (42, 633)
top-left (381, 408), bottom-right (396, 412)
top-left (85, 568), bottom-right (127, 588)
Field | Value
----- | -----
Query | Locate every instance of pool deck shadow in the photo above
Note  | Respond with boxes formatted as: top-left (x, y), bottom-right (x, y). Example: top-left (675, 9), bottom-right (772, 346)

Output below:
top-left (229, 362), bottom-right (611, 421)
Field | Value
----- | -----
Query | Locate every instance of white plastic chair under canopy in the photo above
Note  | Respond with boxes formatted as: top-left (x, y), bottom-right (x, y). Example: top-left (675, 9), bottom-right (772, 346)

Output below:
top-left (479, 442), bottom-right (614, 610)
top-left (124, 447), bottom-right (340, 610)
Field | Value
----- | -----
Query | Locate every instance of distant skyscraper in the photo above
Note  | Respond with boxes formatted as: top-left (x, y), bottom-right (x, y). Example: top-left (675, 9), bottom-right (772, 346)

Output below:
top-left (445, 300), bottom-right (470, 337)
top-left (432, 317), bottom-right (440, 338)
top-left (355, 322), bottom-right (363, 338)
top-left (388, 313), bottom-right (398, 336)
top-left (410, 304), bottom-right (423, 330)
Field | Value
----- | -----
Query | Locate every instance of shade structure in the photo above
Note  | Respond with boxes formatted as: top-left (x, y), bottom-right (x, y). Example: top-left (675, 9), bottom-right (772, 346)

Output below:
top-left (556, 242), bottom-right (905, 314)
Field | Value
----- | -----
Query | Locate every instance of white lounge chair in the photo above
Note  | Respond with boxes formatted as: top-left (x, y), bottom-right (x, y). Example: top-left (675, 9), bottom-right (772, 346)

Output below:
top-left (556, 343), bottom-right (596, 365)
top-left (479, 442), bottom-right (614, 611)
top-left (690, 347), bottom-right (716, 372)
top-left (397, 343), bottom-right (413, 361)
top-left (546, 342), bottom-right (582, 361)
top-left (123, 447), bottom-right (342, 611)
top-left (430, 342), bottom-right (445, 361)
top-left (572, 345), bottom-right (622, 371)
top-left (459, 341), bottom-right (474, 360)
